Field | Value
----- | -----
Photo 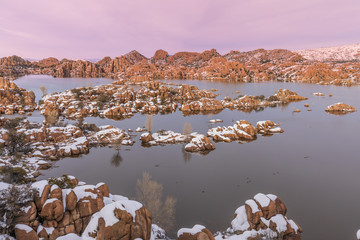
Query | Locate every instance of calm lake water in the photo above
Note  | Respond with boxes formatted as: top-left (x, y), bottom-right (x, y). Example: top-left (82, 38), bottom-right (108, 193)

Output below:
top-left (14, 75), bottom-right (360, 240)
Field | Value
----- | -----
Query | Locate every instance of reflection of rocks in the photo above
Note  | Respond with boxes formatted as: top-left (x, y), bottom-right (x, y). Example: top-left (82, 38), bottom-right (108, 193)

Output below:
top-left (178, 225), bottom-right (215, 240)
top-left (214, 193), bottom-right (302, 240)
top-left (209, 119), bottom-right (223, 123)
top-left (325, 102), bottom-right (356, 114)
top-left (313, 92), bottom-right (325, 96)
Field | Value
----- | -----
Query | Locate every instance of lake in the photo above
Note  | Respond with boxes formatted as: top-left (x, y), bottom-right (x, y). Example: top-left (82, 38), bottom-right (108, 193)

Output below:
top-left (14, 75), bottom-right (360, 240)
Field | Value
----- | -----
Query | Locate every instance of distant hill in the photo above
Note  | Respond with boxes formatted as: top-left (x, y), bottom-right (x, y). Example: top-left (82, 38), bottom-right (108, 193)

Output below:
top-left (295, 43), bottom-right (360, 62)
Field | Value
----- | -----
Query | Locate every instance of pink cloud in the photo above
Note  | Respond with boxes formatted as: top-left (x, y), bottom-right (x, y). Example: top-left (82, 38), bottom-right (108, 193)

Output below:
top-left (0, 0), bottom-right (359, 59)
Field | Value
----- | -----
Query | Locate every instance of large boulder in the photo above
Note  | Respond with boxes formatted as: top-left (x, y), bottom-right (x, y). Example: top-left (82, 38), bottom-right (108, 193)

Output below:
top-left (15, 224), bottom-right (39, 240)
top-left (256, 120), bottom-right (284, 134)
top-left (207, 120), bottom-right (257, 142)
top-left (32, 180), bottom-right (51, 210)
top-left (185, 134), bottom-right (215, 152)
top-left (14, 202), bottom-right (37, 224)
top-left (82, 200), bottom-right (152, 240)
top-left (177, 225), bottom-right (215, 240)
top-left (40, 198), bottom-right (64, 221)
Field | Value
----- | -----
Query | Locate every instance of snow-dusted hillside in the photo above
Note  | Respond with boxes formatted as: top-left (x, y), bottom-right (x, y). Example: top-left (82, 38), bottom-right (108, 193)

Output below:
top-left (295, 43), bottom-right (360, 62)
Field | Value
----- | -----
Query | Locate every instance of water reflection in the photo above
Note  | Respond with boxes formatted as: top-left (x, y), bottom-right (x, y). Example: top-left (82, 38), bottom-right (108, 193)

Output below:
top-left (110, 143), bottom-right (123, 167)
top-left (181, 145), bottom-right (192, 163)
top-left (145, 114), bottom-right (153, 132)
top-left (136, 172), bottom-right (177, 232)
top-left (111, 151), bottom-right (123, 167)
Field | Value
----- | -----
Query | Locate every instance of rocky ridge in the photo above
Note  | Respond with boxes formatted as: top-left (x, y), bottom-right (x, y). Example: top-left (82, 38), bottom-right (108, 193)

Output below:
top-left (1, 44), bottom-right (360, 86)
top-left (0, 78), bottom-right (36, 115)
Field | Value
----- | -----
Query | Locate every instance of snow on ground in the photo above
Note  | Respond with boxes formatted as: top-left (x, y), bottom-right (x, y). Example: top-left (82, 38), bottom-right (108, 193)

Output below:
top-left (295, 43), bottom-right (360, 62)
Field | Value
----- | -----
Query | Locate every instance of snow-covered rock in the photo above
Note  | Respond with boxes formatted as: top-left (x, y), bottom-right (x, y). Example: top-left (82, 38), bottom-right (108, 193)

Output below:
top-left (295, 43), bottom-right (360, 62)
top-left (217, 193), bottom-right (302, 240)
top-left (207, 120), bottom-right (257, 142)
top-left (184, 133), bottom-right (215, 152)
top-left (325, 102), bottom-right (356, 113)
top-left (178, 225), bottom-right (214, 240)
top-left (256, 120), bottom-right (284, 134)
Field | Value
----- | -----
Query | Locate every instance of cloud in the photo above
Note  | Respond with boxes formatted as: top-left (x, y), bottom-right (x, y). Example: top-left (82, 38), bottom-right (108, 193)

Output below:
top-left (0, 0), bottom-right (359, 59)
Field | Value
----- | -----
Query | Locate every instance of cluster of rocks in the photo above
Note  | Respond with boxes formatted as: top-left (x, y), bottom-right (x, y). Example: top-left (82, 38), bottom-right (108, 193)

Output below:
top-left (39, 81), bottom-right (217, 121)
top-left (4, 176), bottom-right (152, 240)
top-left (1, 47), bottom-right (360, 86)
top-left (221, 88), bottom-right (307, 112)
top-left (0, 78), bottom-right (36, 115)
top-left (39, 80), bottom-right (308, 123)
top-left (215, 193), bottom-right (302, 240)
top-left (325, 102), bottom-right (356, 114)
top-left (0, 118), bottom-right (133, 181)
top-left (1, 175), bottom-right (302, 240)
top-left (0, 118), bottom-right (132, 160)
top-left (140, 131), bottom-right (215, 153)
top-left (207, 120), bottom-right (283, 143)
top-left (176, 193), bottom-right (302, 240)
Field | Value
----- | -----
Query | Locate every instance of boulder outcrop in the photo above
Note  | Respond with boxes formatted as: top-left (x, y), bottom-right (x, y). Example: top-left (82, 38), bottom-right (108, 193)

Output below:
top-left (0, 78), bottom-right (36, 115)
top-left (177, 225), bottom-right (215, 240)
top-left (215, 193), bottom-right (302, 240)
top-left (6, 177), bottom-right (152, 240)
top-left (325, 102), bottom-right (356, 113)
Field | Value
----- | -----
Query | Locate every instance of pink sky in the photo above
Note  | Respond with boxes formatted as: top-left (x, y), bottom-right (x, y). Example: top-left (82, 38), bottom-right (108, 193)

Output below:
top-left (0, 0), bottom-right (359, 59)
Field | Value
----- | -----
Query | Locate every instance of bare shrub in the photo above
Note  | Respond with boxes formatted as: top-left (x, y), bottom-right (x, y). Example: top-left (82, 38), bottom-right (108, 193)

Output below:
top-left (136, 172), bottom-right (176, 232)
top-left (0, 184), bottom-right (36, 235)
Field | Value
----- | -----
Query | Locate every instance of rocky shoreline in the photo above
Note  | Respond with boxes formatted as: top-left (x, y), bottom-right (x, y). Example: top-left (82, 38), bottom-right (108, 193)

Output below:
top-left (1, 48), bottom-right (359, 87)
top-left (0, 175), bottom-right (302, 240)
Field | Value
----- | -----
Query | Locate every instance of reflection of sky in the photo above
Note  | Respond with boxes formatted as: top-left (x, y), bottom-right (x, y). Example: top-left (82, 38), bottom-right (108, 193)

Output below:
top-left (15, 75), bottom-right (113, 101)
top-left (1, 0), bottom-right (360, 59)
top-left (33, 77), bottom-right (360, 240)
